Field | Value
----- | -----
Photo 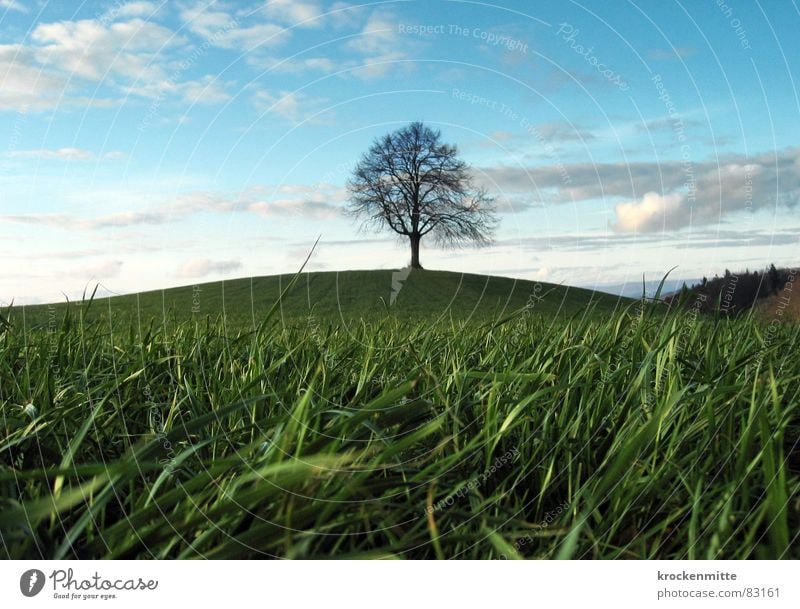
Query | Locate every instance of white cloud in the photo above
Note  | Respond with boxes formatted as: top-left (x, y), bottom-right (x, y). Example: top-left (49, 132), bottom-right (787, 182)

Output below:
top-left (0, 44), bottom-right (71, 110)
top-left (0, 0), bottom-right (27, 12)
top-left (241, 184), bottom-right (345, 218)
top-left (31, 17), bottom-right (177, 81)
top-left (76, 260), bottom-right (124, 279)
top-left (0, 210), bottom-right (167, 230)
top-left (487, 130), bottom-right (516, 143)
top-left (101, 1), bottom-right (162, 21)
top-left (613, 191), bottom-right (685, 233)
top-left (176, 258), bottom-right (241, 277)
top-left (179, 2), bottom-right (287, 50)
top-left (253, 89), bottom-right (329, 123)
top-left (620, 156), bottom-right (800, 232)
top-left (327, 2), bottom-right (362, 29)
top-left (0, 10), bottom-right (243, 113)
top-left (178, 74), bottom-right (232, 104)
top-left (208, 21), bottom-right (286, 51)
top-left (249, 198), bottom-right (341, 219)
top-left (0, 11), bottom-right (232, 112)
top-left (246, 54), bottom-right (337, 73)
top-left (534, 122), bottom-right (596, 143)
top-left (7, 147), bottom-right (126, 160)
top-left (262, 0), bottom-right (324, 27)
top-left (347, 11), bottom-right (411, 79)
top-left (128, 73), bottom-right (232, 104)
top-left (0, 186), bottom-right (344, 230)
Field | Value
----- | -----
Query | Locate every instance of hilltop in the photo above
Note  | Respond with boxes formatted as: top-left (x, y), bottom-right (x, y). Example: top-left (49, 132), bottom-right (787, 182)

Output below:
top-left (7, 269), bottom-right (631, 329)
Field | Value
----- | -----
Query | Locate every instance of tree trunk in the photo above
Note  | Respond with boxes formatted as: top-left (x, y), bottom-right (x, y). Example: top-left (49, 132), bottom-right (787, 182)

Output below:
top-left (410, 233), bottom-right (423, 269)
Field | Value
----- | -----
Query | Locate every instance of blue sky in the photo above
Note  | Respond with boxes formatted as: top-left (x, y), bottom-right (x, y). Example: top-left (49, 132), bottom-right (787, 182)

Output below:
top-left (1, 0), bottom-right (799, 303)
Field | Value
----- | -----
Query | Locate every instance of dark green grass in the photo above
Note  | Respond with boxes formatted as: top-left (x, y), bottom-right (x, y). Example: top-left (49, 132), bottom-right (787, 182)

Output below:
top-left (9, 269), bottom-right (628, 329)
top-left (1, 279), bottom-right (798, 559)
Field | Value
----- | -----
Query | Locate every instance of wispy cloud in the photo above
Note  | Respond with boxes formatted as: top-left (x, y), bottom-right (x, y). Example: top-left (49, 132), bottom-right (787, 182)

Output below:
top-left (179, 1), bottom-right (287, 51)
top-left (1, 210), bottom-right (170, 230)
top-left (176, 257), bottom-right (241, 277)
top-left (262, 0), bottom-right (325, 28)
top-left (245, 54), bottom-right (337, 74)
top-left (100, 2), bottom-right (163, 21)
top-left (253, 89), bottom-right (330, 123)
top-left (126, 73), bottom-right (233, 104)
top-left (347, 11), bottom-right (412, 79)
top-left (0, 0), bottom-right (27, 12)
top-left (485, 122), bottom-right (595, 146)
top-left (74, 259), bottom-right (124, 279)
top-left (0, 185), bottom-right (345, 230)
top-left (7, 148), bottom-right (126, 160)
top-left (636, 116), bottom-right (703, 133)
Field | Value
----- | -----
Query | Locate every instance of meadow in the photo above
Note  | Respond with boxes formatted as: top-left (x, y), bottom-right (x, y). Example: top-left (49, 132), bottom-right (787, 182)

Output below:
top-left (1, 270), bottom-right (798, 559)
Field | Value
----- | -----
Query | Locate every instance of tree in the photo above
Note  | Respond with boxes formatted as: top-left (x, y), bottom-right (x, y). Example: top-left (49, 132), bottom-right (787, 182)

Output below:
top-left (346, 121), bottom-right (497, 269)
top-left (767, 263), bottom-right (781, 294)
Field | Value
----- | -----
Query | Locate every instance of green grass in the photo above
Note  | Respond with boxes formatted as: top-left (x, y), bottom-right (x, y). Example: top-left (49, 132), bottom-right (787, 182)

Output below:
top-left (9, 269), bottom-right (627, 329)
top-left (0, 271), bottom-right (798, 559)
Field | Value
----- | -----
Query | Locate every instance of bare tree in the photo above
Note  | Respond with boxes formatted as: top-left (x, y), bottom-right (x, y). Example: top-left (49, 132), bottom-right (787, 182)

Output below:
top-left (347, 122), bottom-right (497, 269)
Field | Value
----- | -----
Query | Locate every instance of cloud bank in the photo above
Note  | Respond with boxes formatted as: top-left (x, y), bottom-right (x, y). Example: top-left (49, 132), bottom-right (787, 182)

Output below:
top-left (480, 148), bottom-right (800, 232)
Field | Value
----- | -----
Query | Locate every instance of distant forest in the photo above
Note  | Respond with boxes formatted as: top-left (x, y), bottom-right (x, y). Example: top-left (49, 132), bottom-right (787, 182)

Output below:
top-left (666, 264), bottom-right (796, 316)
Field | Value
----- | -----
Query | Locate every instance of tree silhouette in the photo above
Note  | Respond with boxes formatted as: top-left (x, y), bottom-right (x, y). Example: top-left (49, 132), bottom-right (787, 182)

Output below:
top-left (670, 263), bottom-right (794, 317)
top-left (768, 263), bottom-right (780, 294)
top-left (346, 122), bottom-right (497, 269)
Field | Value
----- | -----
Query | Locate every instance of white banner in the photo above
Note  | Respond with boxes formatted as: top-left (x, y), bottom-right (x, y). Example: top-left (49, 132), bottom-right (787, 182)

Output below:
top-left (1, 560), bottom-right (796, 608)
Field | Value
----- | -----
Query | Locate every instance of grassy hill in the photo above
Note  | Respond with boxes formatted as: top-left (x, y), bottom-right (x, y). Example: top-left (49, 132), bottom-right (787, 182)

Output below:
top-left (8, 269), bottom-right (630, 329)
top-left (3, 271), bottom-right (798, 559)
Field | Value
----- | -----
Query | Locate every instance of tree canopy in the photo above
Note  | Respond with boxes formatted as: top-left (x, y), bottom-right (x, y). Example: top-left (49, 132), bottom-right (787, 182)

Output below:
top-left (347, 121), bottom-right (497, 269)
